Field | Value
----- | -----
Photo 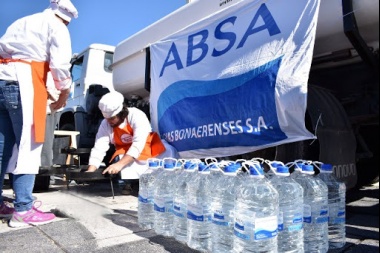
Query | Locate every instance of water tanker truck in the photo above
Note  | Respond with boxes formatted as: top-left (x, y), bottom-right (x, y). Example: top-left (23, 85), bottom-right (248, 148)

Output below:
top-left (55, 0), bottom-right (378, 191)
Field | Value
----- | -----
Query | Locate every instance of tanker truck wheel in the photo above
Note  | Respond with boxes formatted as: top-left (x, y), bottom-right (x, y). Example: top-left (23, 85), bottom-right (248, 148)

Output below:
top-left (243, 85), bottom-right (359, 189)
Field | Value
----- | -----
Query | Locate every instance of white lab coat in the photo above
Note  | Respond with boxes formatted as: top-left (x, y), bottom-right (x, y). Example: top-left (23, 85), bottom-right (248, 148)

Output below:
top-left (0, 9), bottom-right (73, 174)
top-left (89, 107), bottom-right (179, 179)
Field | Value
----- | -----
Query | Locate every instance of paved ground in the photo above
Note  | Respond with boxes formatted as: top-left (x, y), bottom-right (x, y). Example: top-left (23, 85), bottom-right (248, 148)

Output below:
top-left (0, 176), bottom-right (378, 253)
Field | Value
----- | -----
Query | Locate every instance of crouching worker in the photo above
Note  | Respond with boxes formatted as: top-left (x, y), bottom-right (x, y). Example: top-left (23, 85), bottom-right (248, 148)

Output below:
top-left (86, 91), bottom-right (179, 195)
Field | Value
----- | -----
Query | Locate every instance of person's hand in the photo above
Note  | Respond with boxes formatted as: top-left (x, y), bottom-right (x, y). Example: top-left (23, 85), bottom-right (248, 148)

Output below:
top-left (103, 163), bottom-right (123, 175)
top-left (86, 165), bottom-right (97, 173)
top-left (51, 88), bottom-right (70, 110)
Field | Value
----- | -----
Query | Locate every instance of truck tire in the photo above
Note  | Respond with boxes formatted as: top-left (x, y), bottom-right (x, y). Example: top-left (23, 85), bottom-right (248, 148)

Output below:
top-left (244, 85), bottom-right (358, 189)
top-left (282, 85), bottom-right (358, 189)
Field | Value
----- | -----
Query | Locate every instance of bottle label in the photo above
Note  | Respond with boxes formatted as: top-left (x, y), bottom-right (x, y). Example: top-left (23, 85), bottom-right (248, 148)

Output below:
top-left (211, 203), bottom-right (230, 227)
top-left (187, 203), bottom-right (211, 222)
top-left (138, 194), bottom-right (150, 204)
top-left (329, 204), bottom-right (346, 224)
top-left (303, 204), bottom-right (312, 223)
top-left (278, 211), bottom-right (284, 231)
top-left (234, 213), bottom-right (254, 240)
top-left (173, 200), bottom-right (186, 218)
top-left (254, 215), bottom-right (278, 240)
top-left (288, 211), bottom-right (303, 231)
top-left (316, 205), bottom-right (329, 224)
top-left (154, 196), bottom-right (173, 213)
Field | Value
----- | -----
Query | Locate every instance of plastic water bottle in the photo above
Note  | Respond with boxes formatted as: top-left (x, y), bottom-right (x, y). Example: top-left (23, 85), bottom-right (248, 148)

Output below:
top-left (289, 160), bottom-right (306, 179)
top-left (207, 157), bottom-right (224, 182)
top-left (138, 158), bottom-right (162, 229)
top-left (316, 163), bottom-right (346, 249)
top-left (233, 161), bottom-right (279, 253)
top-left (270, 165), bottom-right (304, 253)
top-left (293, 164), bottom-right (329, 253)
top-left (211, 163), bottom-right (242, 253)
top-left (173, 159), bottom-right (185, 179)
top-left (266, 160), bottom-right (284, 179)
top-left (187, 162), bottom-right (212, 252)
top-left (173, 160), bottom-right (198, 244)
top-left (153, 158), bottom-right (177, 237)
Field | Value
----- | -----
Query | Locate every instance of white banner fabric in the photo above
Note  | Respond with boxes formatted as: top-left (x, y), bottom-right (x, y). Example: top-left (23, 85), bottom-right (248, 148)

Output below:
top-left (150, 0), bottom-right (319, 158)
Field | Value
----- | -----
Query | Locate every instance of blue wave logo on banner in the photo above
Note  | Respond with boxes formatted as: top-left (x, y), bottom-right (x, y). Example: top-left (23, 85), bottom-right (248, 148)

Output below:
top-left (157, 57), bottom-right (287, 152)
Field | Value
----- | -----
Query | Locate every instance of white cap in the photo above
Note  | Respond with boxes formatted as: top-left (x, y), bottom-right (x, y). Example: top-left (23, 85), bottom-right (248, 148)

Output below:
top-left (50, 0), bottom-right (78, 22)
top-left (98, 92), bottom-right (124, 119)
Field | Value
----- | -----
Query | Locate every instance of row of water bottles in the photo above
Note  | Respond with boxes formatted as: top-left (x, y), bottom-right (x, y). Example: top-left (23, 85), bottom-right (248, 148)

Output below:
top-left (137, 157), bottom-right (346, 253)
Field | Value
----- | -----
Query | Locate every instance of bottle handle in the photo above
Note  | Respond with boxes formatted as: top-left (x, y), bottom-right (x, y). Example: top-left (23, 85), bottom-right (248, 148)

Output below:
top-left (312, 160), bottom-right (323, 172)
top-left (242, 160), bottom-right (264, 178)
top-left (205, 157), bottom-right (218, 165)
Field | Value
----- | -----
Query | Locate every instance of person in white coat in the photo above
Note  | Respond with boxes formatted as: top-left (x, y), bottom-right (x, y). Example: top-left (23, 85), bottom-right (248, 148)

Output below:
top-left (86, 91), bottom-right (179, 195)
top-left (0, 0), bottom-right (78, 227)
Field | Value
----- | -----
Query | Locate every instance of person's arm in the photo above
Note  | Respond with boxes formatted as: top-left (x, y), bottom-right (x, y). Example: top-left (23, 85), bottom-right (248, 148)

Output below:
top-left (51, 88), bottom-right (70, 110)
top-left (48, 21), bottom-right (73, 111)
top-left (86, 120), bottom-right (112, 172)
top-left (102, 154), bottom-right (135, 175)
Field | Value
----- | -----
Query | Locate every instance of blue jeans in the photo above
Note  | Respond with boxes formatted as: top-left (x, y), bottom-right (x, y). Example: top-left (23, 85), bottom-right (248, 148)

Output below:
top-left (0, 80), bottom-right (35, 212)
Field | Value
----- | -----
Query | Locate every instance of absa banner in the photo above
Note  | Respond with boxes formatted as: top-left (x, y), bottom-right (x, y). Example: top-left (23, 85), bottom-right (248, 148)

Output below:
top-left (150, 0), bottom-right (319, 158)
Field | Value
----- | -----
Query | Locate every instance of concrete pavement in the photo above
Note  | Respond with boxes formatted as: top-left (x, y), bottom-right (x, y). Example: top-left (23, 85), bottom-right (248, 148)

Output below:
top-left (0, 177), bottom-right (378, 253)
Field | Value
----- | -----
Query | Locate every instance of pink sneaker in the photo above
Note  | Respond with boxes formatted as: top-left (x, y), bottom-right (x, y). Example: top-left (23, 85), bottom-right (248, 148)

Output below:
top-left (0, 202), bottom-right (14, 218)
top-left (8, 201), bottom-right (56, 228)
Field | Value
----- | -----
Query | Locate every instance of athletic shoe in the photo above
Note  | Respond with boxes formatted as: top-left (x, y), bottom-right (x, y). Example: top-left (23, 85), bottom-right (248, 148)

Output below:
top-left (8, 201), bottom-right (56, 228)
top-left (0, 202), bottom-right (14, 218)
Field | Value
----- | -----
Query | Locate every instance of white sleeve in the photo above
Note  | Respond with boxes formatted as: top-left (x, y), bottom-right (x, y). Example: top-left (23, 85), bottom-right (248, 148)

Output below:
top-left (48, 22), bottom-right (72, 90)
top-left (126, 108), bottom-right (152, 159)
top-left (88, 120), bottom-right (113, 168)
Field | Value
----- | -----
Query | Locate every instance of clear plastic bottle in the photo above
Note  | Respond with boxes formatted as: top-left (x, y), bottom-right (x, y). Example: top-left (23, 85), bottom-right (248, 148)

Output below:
top-left (138, 158), bottom-right (162, 229)
top-left (316, 163), bottom-right (346, 249)
top-left (270, 165), bottom-right (304, 253)
top-left (173, 160), bottom-right (198, 244)
top-left (265, 160), bottom-right (284, 180)
top-left (211, 163), bottom-right (242, 253)
top-left (207, 157), bottom-right (224, 184)
top-left (186, 162), bottom-right (212, 252)
top-left (293, 164), bottom-right (329, 253)
top-left (289, 160), bottom-right (306, 179)
top-left (153, 158), bottom-right (177, 237)
top-left (233, 161), bottom-right (279, 253)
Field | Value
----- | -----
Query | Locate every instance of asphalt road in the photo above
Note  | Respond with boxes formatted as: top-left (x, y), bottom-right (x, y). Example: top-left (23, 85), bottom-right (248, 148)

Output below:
top-left (0, 177), bottom-right (378, 253)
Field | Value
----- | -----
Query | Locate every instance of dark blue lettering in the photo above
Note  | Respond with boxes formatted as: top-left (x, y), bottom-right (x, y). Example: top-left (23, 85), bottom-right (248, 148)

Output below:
top-left (160, 42), bottom-right (184, 77)
top-left (187, 30), bottom-right (209, 67)
top-left (237, 3), bottom-right (281, 49)
top-left (212, 16), bottom-right (237, 57)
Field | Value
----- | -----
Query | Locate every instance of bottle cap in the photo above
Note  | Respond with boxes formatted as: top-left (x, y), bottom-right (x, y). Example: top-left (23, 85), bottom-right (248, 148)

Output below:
top-left (198, 162), bottom-right (210, 172)
top-left (294, 162), bottom-right (304, 171)
top-left (249, 164), bottom-right (264, 176)
top-left (302, 164), bottom-right (315, 174)
top-left (164, 162), bottom-right (175, 169)
top-left (276, 165), bottom-right (290, 174)
top-left (225, 164), bottom-right (240, 173)
top-left (148, 160), bottom-right (160, 168)
top-left (184, 161), bottom-right (196, 170)
top-left (320, 163), bottom-right (333, 173)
